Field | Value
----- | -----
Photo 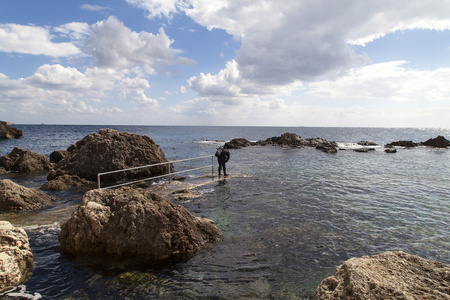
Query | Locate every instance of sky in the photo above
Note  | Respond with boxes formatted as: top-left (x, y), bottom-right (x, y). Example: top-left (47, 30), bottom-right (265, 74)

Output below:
top-left (1, 0), bottom-right (450, 128)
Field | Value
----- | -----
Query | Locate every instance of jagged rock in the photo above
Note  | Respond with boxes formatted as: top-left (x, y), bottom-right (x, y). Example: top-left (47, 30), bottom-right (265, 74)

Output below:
top-left (224, 138), bottom-right (255, 149)
top-left (385, 140), bottom-right (418, 148)
top-left (0, 179), bottom-right (55, 212)
top-left (421, 135), bottom-right (450, 148)
top-left (315, 251), bottom-right (450, 300)
top-left (0, 221), bottom-right (34, 289)
top-left (58, 187), bottom-right (222, 263)
top-left (41, 174), bottom-right (93, 191)
top-left (0, 147), bottom-right (53, 173)
top-left (48, 129), bottom-right (172, 186)
top-left (0, 121), bottom-right (22, 139)
top-left (49, 150), bottom-right (68, 164)
top-left (357, 141), bottom-right (378, 146)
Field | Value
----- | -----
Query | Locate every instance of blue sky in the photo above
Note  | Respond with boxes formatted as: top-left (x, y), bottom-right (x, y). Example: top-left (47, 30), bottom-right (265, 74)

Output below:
top-left (1, 0), bottom-right (450, 127)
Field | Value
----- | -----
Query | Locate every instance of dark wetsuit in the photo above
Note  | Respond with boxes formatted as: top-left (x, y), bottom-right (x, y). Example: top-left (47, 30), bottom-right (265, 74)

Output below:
top-left (216, 147), bottom-right (230, 176)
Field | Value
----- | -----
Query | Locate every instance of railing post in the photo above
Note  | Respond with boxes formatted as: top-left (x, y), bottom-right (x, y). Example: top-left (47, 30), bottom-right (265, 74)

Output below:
top-left (98, 173), bottom-right (101, 189)
top-left (168, 161), bottom-right (171, 184)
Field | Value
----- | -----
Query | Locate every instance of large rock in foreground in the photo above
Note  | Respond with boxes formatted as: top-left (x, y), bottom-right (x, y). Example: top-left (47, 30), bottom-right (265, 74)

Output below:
top-left (0, 179), bottom-right (55, 212)
top-left (0, 147), bottom-right (52, 173)
top-left (0, 121), bottom-right (22, 139)
top-left (0, 221), bottom-right (34, 289)
top-left (315, 251), bottom-right (450, 300)
top-left (59, 187), bottom-right (222, 263)
top-left (48, 129), bottom-right (172, 184)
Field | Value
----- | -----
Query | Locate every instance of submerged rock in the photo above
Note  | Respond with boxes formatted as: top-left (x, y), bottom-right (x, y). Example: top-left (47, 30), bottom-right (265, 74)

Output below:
top-left (421, 135), bottom-right (450, 148)
top-left (59, 187), bottom-right (222, 263)
top-left (0, 121), bottom-right (22, 139)
top-left (357, 141), bottom-right (378, 146)
top-left (47, 129), bottom-right (172, 186)
top-left (0, 147), bottom-right (53, 173)
top-left (0, 179), bottom-right (54, 212)
top-left (315, 251), bottom-right (450, 300)
top-left (0, 221), bottom-right (34, 289)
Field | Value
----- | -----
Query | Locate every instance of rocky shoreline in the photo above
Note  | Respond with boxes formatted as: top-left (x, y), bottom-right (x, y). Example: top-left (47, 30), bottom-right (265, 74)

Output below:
top-left (0, 128), bottom-right (449, 296)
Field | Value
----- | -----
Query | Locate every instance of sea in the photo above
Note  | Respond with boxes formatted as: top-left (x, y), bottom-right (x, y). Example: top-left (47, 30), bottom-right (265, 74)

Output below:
top-left (0, 125), bottom-right (449, 299)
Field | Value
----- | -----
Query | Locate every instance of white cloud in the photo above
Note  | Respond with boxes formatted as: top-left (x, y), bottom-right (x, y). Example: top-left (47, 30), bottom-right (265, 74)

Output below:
top-left (125, 0), bottom-right (186, 19)
top-left (80, 4), bottom-right (110, 12)
top-left (175, 0), bottom-right (450, 95)
top-left (87, 16), bottom-right (186, 72)
top-left (0, 23), bottom-right (81, 57)
top-left (55, 22), bottom-right (91, 40)
top-left (308, 61), bottom-right (450, 102)
top-left (119, 77), bottom-right (158, 106)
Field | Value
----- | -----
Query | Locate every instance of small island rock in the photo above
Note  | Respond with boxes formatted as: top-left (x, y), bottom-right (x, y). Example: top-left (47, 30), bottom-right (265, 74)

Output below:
top-left (421, 135), bottom-right (450, 148)
top-left (0, 179), bottom-right (55, 212)
top-left (0, 121), bottom-right (22, 139)
top-left (59, 186), bottom-right (222, 263)
top-left (385, 140), bottom-right (418, 148)
top-left (0, 147), bottom-right (53, 173)
top-left (48, 129), bottom-right (172, 185)
top-left (315, 251), bottom-right (450, 300)
top-left (0, 221), bottom-right (34, 289)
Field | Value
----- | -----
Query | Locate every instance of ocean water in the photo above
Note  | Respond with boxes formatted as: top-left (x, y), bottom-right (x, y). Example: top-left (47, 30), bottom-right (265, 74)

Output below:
top-left (1, 125), bottom-right (449, 299)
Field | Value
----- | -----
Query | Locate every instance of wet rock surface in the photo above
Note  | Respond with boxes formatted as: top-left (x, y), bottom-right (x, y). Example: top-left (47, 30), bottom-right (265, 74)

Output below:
top-left (58, 186), bottom-right (222, 263)
top-left (0, 221), bottom-right (34, 289)
top-left (0, 179), bottom-right (54, 212)
top-left (315, 251), bottom-right (450, 300)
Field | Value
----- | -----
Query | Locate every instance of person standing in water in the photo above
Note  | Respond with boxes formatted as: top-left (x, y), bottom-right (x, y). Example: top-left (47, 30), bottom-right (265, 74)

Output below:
top-left (215, 146), bottom-right (230, 176)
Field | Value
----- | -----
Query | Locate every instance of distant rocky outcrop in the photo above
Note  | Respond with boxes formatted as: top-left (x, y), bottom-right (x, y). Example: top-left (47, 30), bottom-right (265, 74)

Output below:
top-left (0, 121), bottom-right (22, 139)
top-left (385, 140), bottom-right (418, 148)
top-left (315, 251), bottom-right (450, 300)
top-left (0, 221), bottom-right (34, 289)
top-left (47, 129), bottom-right (172, 187)
top-left (224, 138), bottom-right (255, 149)
top-left (421, 135), bottom-right (450, 148)
top-left (225, 133), bottom-right (338, 153)
top-left (357, 141), bottom-right (378, 146)
top-left (0, 179), bottom-right (55, 212)
top-left (58, 186), bottom-right (222, 263)
top-left (0, 147), bottom-right (53, 174)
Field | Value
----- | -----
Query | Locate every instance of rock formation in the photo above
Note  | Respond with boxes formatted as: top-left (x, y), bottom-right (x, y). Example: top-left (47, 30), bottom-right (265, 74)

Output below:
top-left (315, 251), bottom-right (450, 300)
top-left (59, 186), bottom-right (222, 263)
top-left (225, 133), bottom-right (338, 153)
top-left (41, 172), bottom-right (93, 191)
top-left (47, 129), bottom-right (172, 186)
top-left (0, 147), bottom-right (53, 173)
top-left (421, 135), bottom-right (450, 148)
top-left (385, 140), bottom-right (418, 148)
top-left (0, 179), bottom-right (55, 212)
top-left (0, 121), bottom-right (22, 139)
top-left (0, 221), bottom-right (34, 289)
top-left (49, 150), bottom-right (68, 164)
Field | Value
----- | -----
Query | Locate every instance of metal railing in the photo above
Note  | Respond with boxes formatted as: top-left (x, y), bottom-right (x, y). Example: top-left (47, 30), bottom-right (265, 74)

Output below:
top-left (97, 155), bottom-right (214, 189)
